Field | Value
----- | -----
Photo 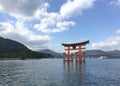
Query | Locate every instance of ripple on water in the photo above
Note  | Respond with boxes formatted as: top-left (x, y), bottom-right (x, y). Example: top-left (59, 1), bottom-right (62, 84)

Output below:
top-left (0, 59), bottom-right (120, 86)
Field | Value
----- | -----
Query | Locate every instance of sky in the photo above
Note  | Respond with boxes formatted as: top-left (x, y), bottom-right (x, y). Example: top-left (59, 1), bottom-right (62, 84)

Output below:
top-left (0, 0), bottom-right (120, 52)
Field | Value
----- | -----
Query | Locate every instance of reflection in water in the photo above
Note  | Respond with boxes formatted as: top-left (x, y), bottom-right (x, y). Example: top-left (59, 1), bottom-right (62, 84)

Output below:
top-left (63, 62), bottom-right (86, 86)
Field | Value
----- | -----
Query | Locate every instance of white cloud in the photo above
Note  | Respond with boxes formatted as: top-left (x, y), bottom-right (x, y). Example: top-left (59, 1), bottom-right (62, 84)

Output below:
top-left (110, 0), bottom-right (120, 6)
top-left (116, 29), bottom-right (120, 33)
top-left (34, 20), bottom-right (75, 33)
top-left (0, 21), bottom-right (51, 50)
top-left (0, 0), bottom-right (76, 33)
top-left (0, 0), bottom-right (96, 34)
top-left (33, 4), bottom-right (75, 33)
top-left (92, 32), bottom-right (120, 51)
top-left (33, 0), bottom-right (95, 33)
top-left (60, 0), bottom-right (95, 18)
top-left (0, 0), bottom-right (45, 19)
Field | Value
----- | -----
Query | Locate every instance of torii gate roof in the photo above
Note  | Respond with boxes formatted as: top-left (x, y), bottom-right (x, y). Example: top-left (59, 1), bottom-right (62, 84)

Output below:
top-left (62, 40), bottom-right (89, 47)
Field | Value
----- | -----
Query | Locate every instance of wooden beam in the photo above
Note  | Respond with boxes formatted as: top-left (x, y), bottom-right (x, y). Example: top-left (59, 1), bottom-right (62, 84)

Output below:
top-left (65, 48), bottom-right (86, 50)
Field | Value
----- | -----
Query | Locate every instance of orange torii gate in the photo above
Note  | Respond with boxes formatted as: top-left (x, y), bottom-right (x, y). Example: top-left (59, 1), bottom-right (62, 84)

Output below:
top-left (62, 40), bottom-right (89, 63)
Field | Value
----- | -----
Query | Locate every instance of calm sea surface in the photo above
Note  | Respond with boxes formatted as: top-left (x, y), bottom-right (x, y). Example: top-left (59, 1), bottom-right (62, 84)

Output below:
top-left (0, 58), bottom-right (120, 86)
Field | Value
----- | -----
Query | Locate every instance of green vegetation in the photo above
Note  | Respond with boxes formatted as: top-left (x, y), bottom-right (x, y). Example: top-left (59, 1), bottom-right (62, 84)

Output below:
top-left (0, 37), bottom-right (53, 60)
top-left (0, 51), bottom-right (53, 60)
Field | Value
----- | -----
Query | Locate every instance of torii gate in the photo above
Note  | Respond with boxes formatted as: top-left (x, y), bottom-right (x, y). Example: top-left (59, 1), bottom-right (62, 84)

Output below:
top-left (62, 40), bottom-right (89, 63)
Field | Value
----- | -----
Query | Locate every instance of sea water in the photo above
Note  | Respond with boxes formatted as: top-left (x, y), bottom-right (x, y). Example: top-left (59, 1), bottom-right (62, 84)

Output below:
top-left (0, 58), bottom-right (120, 86)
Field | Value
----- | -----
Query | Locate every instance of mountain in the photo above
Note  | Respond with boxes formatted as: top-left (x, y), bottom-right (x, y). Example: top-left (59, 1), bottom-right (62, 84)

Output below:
top-left (106, 50), bottom-right (120, 58)
top-left (86, 50), bottom-right (107, 58)
top-left (39, 49), bottom-right (120, 59)
top-left (86, 50), bottom-right (120, 59)
top-left (0, 37), bottom-right (53, 59)
top-left (0, 37), bottom-right (30, 53)
top-left (38, 49), bottom-right (62, 58)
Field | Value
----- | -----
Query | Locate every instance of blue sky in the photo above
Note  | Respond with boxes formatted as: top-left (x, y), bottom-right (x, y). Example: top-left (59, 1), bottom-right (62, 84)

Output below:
top-left (0, 0), bottom-right (120, 52)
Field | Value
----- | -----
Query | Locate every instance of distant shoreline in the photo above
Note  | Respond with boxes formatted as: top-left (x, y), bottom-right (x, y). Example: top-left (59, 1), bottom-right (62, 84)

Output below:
top-left (0, 58), bottom-right (43, 60)
top-left (0, 58), bottom-right (20, 60)
top-left (0, 58), bottom-right (120, 60)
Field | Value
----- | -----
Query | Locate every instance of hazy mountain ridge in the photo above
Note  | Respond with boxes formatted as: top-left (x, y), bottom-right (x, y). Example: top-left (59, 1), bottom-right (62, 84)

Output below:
top-left (39, 49), bottom-right (120, 59)
top-left (86, 50), bottom-right (120, 59)
top-left (0, 37), bottom-right (53, 59)
top-left (39, 49), bottom-right (62, 58)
